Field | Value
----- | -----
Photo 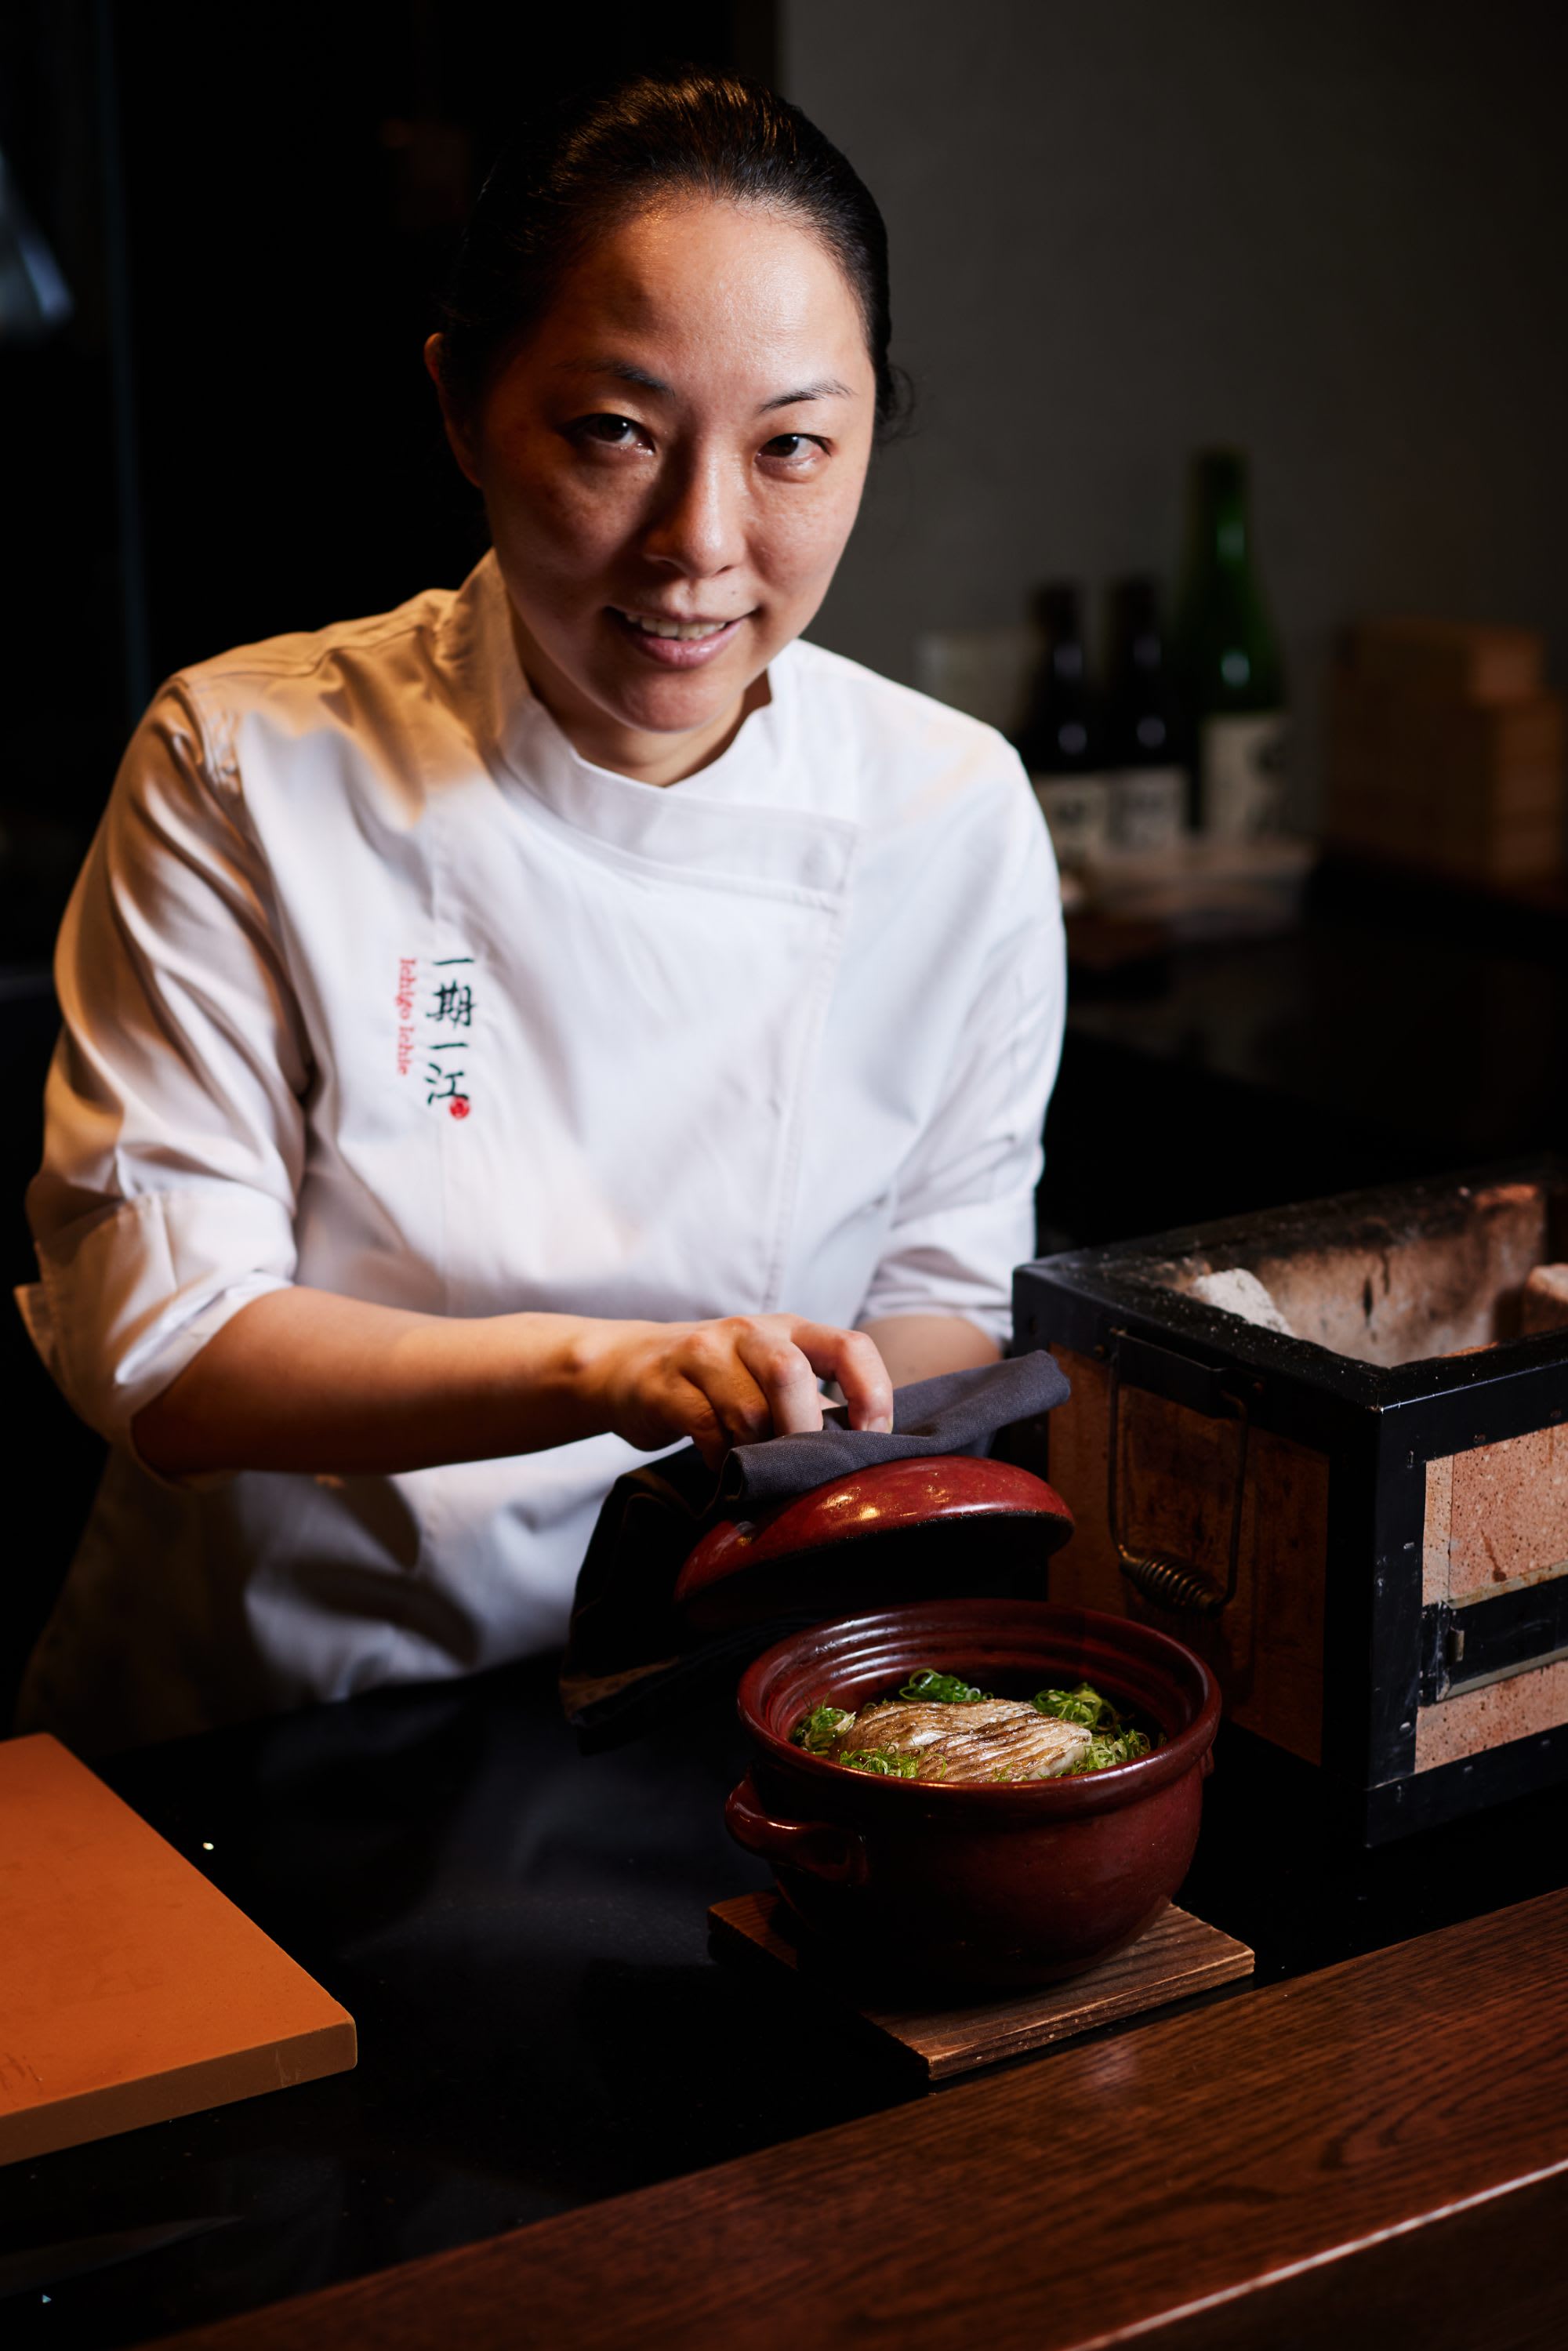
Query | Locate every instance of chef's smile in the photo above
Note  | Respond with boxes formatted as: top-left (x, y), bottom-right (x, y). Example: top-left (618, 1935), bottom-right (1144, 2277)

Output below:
top-left (608, 606), bottom-right (750, 666)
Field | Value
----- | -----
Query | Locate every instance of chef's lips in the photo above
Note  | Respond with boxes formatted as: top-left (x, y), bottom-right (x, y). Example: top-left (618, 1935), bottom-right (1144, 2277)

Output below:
top-left (608, 606), bottom-right (750, 669)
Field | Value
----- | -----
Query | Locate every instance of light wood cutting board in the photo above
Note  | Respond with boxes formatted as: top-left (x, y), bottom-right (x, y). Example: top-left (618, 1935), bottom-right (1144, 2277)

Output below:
top-left (0, 1732), bottom-right (356, 2163)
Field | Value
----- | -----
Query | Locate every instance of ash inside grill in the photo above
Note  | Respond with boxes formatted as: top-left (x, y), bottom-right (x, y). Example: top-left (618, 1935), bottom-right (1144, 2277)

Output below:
top-left (1153, 1177), bottom-right (1567, 1367)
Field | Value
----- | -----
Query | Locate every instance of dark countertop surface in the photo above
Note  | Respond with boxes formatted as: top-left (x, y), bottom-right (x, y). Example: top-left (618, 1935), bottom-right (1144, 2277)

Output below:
top-left (5, 1651), bottom-right (1566, 2351)
top-left (1042, 858), bottom-right (1568, 1246)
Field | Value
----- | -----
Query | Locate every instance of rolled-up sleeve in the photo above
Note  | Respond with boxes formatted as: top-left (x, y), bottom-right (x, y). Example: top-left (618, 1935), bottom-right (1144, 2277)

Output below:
top-left (20, 679), bottom-right (308, 1446)
top-left (858, 795), bottom-right (1065, 1347)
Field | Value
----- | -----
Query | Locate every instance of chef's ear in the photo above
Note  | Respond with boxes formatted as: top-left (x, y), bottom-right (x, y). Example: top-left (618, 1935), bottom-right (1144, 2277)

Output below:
top-left (424, 334), bottom-right (483, 488)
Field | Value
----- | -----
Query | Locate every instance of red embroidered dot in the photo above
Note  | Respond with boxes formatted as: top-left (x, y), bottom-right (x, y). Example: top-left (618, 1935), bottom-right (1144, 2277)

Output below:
top-left (448, 1097), bottom-right (471, 1119)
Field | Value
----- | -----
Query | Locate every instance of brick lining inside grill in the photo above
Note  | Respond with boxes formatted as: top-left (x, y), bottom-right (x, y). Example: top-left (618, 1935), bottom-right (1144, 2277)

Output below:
top-left (1157, 1179), bottom-right (1555, 1366)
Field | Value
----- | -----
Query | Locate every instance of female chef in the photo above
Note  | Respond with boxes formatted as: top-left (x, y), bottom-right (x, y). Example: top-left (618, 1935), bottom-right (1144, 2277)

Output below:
top-left (19, 70), bottom-right (1065, 1753)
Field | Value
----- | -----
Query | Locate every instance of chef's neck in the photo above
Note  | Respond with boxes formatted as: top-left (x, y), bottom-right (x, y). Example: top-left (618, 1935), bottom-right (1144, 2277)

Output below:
top-left (509, 610), bottom-right (770, 787)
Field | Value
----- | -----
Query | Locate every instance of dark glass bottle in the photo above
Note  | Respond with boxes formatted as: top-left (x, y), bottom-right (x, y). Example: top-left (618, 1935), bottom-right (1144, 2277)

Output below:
top-left (1174, 451), bottom-right (1288, 837)
top-left (1014, 584), bottom-right (1112, 870)
top-left (1103, 575), bottom-right (1187, 854)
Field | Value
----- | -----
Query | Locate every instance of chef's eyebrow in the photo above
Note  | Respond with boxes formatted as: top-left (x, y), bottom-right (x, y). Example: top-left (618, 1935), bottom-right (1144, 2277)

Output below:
top-left (557, 359), bottom-right (854, 412)
top-left (557, 360), bottom-right (671, 394)
top-left (759, 379), bottom-right (853, 412)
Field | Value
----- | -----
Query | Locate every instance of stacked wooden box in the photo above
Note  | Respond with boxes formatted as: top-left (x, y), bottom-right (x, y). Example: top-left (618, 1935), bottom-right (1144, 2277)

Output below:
top-left (1327, 619), bottom-right (1563, 884)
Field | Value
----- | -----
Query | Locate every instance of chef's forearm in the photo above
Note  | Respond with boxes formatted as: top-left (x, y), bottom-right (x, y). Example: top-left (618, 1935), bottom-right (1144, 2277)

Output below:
top-left (129, 1290), bottom-right (902, 1479)
top-left (859, 1314), bottom-right (1000, 1386)
top-left (130, 1287), bottom-right (627, 1479)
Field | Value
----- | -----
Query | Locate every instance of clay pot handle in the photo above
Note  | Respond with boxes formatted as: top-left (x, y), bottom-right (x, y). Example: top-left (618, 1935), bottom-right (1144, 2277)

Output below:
top-left (724, 1772), bottom-right (869, 1887)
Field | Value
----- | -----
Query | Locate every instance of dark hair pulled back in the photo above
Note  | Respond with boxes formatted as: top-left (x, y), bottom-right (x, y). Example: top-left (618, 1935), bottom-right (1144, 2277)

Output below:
top-left (437, 68), bottom-right (906, 437)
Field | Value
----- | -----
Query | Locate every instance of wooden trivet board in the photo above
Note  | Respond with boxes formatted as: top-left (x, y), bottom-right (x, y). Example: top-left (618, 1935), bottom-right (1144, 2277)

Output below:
top-left (0, 1734), bottom-right (356, 2164)
top-left (709, 1892), bottom-right (1253, 2081)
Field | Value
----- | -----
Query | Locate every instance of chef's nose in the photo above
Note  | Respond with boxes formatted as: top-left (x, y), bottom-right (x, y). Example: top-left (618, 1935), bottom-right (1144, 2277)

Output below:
top-left (642, 452), bottom-right (744, 578)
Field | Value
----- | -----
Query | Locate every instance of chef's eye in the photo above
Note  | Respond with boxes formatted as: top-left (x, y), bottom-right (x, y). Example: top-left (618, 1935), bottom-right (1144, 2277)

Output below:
top-left (572, 414), bottom-right (651, 452)
top-left (760, 431), bottom-right (828, 470)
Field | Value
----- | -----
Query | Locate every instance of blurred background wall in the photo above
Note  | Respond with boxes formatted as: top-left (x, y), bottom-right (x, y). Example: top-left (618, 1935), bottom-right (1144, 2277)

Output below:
top-left (786, 0), bottom-right (1568, 827)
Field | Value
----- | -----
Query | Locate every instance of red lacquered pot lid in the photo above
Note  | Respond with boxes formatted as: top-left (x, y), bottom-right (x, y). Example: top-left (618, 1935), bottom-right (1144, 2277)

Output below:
top-left (671, 1455), bottom-right (1074, 1634)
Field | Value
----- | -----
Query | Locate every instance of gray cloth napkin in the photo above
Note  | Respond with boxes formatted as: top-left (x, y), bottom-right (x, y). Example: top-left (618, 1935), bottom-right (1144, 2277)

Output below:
top-left (717, 1351), bottom-right (1071, 1503)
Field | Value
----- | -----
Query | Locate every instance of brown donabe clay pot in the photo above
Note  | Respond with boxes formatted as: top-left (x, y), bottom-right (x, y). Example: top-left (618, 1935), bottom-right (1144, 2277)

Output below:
top-left (727, 1598), bottom-right (1220, 1989)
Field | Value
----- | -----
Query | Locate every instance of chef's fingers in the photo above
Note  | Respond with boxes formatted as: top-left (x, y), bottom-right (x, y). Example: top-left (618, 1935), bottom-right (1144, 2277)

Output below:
top-left (789, 1323), bottom-right (895, 1434)
top-left (673, 1326), bottom-right (778, 1451)
top-left (619, 1374), bottom-right (731, 1471)
top-left (666, 1377), bottom-right (730, 1471)
top-left (733, 1322), bottom-right (827, 1440)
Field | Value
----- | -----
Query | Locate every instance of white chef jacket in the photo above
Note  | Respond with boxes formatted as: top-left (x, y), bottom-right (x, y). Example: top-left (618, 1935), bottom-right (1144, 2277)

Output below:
top-left (18, 553), bottom-right (1065, 1754)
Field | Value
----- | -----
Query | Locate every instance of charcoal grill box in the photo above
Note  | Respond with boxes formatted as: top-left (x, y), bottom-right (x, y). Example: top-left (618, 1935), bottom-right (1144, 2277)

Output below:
top-left (1012, 1161), bottom-right (1568, 1841)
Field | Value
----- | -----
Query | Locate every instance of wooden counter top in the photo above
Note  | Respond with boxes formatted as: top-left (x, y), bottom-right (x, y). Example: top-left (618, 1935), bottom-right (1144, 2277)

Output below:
top-left (154, 1885), bottom-right (1568, 2351)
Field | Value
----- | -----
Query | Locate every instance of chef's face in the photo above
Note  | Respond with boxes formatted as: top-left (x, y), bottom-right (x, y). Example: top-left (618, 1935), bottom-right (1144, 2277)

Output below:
top-left (429, 198), bottom-right (878, 780)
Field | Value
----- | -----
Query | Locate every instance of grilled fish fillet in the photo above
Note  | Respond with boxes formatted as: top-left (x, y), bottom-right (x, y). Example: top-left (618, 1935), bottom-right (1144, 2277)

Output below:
top-left (838, 1699), bottom-right (1091, 1782)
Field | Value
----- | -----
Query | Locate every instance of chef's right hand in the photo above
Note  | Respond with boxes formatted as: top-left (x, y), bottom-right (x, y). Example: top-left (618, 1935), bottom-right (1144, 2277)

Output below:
top-left (583, 1314), bottom-right (895, 1472)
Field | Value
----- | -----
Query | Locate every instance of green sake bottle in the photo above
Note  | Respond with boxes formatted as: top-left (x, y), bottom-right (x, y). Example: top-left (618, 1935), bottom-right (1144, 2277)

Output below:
top-left (1175, 450), bottom-right (1288, 838)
